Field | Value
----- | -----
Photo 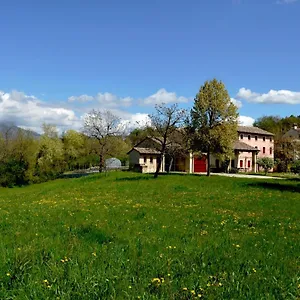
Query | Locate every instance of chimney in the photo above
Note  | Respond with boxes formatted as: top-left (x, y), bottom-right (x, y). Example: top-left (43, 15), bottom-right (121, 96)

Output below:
top-left (293, 123), bottom-right (298, 130)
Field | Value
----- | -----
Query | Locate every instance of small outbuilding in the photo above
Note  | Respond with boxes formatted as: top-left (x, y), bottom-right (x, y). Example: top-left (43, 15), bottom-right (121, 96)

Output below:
top-left (127, 147), bottom-right (164, 173)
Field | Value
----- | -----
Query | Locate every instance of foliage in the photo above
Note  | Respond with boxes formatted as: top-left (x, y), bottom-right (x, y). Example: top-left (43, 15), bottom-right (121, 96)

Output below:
top-left (254, 115), bottom-right (300, 171)
top-left (290, 160), bottom-right (300, 174)
top-left (149, 103), bottom-right (187, 178)
top-left (127, 127), bottom-right (153, 147)
top-left (257, 157), bottom-right (274, 175)
top-left (189, 79), bottom-right (239, 176)
top-left (254, 115), bottom-right (300, 136)
top-left (0, 172), bottom-right (299, 299)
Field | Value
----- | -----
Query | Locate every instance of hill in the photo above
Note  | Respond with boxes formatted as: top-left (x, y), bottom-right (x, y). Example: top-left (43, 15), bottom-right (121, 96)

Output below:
top-left (0, 123), bottom-right (40, 139)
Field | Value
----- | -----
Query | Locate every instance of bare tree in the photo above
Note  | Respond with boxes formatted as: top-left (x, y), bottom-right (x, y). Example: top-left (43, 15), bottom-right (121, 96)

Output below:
top-left (149, 103), bottom-right (187, 178)
top-left (83, 110), bottom-right (123, 172)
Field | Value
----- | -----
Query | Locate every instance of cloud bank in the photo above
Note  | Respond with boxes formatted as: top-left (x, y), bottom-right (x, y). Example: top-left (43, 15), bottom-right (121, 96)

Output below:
top-left (236, 87), bottom-right (300, 104)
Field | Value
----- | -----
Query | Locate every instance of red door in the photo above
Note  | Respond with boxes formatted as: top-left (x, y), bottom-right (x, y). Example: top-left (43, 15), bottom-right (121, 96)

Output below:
top-left (194, 156), bottom-right (207, 172)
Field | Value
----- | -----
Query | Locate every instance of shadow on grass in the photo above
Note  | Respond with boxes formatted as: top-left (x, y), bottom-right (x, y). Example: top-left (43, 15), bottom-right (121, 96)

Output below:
top-left (60, 172), bottom-right (94, 179)
top-left (116, 176), bottom-right (155, 182)
top-left (72, 225), bottom-right (113, 245)
top-left (247, 182), bottom-right (300, 193)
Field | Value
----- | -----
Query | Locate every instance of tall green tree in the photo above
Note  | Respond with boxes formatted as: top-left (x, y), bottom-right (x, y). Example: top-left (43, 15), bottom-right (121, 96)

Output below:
top-left (190, 79), bottom-right (239, 176)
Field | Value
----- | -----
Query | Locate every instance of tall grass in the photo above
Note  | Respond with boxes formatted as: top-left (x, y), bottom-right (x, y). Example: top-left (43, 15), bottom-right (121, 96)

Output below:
top-left (0, 172), bottom-right (299, 299)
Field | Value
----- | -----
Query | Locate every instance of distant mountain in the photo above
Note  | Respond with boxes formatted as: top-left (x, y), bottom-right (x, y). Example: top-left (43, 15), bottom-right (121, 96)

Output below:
top-left (0, 123), bottom-right (40, 139)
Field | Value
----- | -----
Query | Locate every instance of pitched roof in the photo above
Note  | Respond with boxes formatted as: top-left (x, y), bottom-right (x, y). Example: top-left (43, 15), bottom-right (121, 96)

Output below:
top-left (237, 126), bottom-right (274, 136)
top-left (234, 141), bottom-right (259, 152)
top-left (127, 147), bottom-right (161, 155)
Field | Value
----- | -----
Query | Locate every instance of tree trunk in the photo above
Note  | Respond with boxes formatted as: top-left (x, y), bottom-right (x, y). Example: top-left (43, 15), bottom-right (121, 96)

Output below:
top-left (99, 154), bottom-right (104, 173)
top-left (207, 149), bottom-right (211, 176)
top-left (168, 157), bottom-right (174, 173)
top-left (154, 154), bottom-right (163, 178)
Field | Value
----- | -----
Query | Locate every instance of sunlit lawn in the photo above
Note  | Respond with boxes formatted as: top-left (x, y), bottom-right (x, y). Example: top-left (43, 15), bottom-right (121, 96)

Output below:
top-left (0, 172), bottom-right (299, 299)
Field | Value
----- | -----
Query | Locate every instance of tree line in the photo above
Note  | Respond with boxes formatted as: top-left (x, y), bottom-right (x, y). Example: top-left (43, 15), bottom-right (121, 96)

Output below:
top-left (254, 115), bottom-right (300, 172)
top-left (0, 123), bottom-right (130, 187)
top-left (2, 78), bottom-right (299, 187)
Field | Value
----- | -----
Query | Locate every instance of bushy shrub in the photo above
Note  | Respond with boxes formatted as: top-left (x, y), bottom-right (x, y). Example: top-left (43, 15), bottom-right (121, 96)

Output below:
top-left (275, 159), bottom-right (288, 173)
top-left (290, 160), bottom-right (300, 174)
top-left (257, 157), bottom-right (274, 175)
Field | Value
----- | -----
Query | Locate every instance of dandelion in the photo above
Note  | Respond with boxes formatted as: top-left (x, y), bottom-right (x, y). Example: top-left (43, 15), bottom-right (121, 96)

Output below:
top-left (151, 278), bottom-right (161, 285)
top-left (191, 290), bottom-right (196, 295)
top-left (92, 252), bottom-right (97, 257)
top-left (198, 294), bottom-right (203, 298)
top-left (252, 268), bottom-right (257, 273)
top-left (6, 273), bottom-right (11, 277)
top-left (218, 282), bottom-right (223, 286)
top-left (128, 285), bottom-right (132, 289)
top-left (182, 287), bottom-right (188, 291)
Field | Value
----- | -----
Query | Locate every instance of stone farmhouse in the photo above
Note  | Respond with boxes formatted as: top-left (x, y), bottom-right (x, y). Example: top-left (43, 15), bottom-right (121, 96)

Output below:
top-left (127, 126), bottom-right (274, 173)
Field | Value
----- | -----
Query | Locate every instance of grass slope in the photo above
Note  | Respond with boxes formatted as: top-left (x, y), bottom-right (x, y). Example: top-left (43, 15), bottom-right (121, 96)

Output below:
top-left (0, 172), bottom-right (299, 299)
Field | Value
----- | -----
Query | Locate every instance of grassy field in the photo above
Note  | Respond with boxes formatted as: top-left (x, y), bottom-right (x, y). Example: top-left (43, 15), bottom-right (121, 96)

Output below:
top-left (0, 172), bottom-right (299, 299)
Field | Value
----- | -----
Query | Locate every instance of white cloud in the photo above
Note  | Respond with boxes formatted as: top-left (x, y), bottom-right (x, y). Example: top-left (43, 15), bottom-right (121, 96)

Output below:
top-left (0, 90), bottom-right (80, 133)
top-left (238, 115), bottom-right (255, 126)
top-left (0, 90), bottom-right (152, 134)
top-left (68, 95), bottom-right (94, 102)
top-left (68, 92), bottom-right (133, 108)
top-left (120, 113), bottom-right (151, 133)
top-left (276, 0), bottom-right (298, 4)
top-left (236, 87), bottom-right (300, 104)
top-left (69, 89), bottom-right (189, 107)
top-left (142, 89), bottom-right (189, 105)
top-left (231, 98), bottom-right (242, 108)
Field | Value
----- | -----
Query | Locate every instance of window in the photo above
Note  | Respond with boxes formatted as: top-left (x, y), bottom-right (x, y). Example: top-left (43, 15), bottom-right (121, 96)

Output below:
top-left (263, 147), bottom-right (265, 154)
top-left (248, 160), bottom-right (251, 168)
top-left (150, 157), bottom-right (153, 164)
top-left (255, 136), bottom-right (258, 141)
top-left (144, 157), bottom-right (147, 163)
top-left (270, 147), bottom-right (272, 155)
top-left (240, 160), bottom-right (243, 168)
top-left (263, 136), bottom-right (266, 141)
top-left (248, 135), bottom-right (251, 140)
top-left (270, 137), bottom-right (272, 142)
top-left (255, 146), bottom-right (258, 149)
top-left (240, 134), bottom-right (243, 140)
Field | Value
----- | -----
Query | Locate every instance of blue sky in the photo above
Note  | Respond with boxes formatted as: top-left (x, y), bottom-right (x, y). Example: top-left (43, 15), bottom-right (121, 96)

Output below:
top-left (0, 0), bottom-right (300, 132)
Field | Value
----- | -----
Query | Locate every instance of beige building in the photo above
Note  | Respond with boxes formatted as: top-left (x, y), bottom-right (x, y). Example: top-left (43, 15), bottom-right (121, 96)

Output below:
top-left (127, 147), bottom-right (164, 173)
top-left (128, 126), bottom-right (274, 174)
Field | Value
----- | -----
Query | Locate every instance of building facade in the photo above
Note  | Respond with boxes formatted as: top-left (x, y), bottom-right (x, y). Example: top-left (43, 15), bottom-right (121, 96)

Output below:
top-left (128, 126), bottom-right (274, 173)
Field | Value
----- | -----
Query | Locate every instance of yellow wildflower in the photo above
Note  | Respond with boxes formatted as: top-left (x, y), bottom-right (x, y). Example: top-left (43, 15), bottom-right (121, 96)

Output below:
top-left (6, 273), bottom-right (11, 277)
top-left (182, 287), bottom-right (188, 291)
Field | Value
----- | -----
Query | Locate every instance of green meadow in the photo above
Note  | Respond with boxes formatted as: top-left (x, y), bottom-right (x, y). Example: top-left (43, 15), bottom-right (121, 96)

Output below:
top-left (0, 172), bottom-right (299, 299)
